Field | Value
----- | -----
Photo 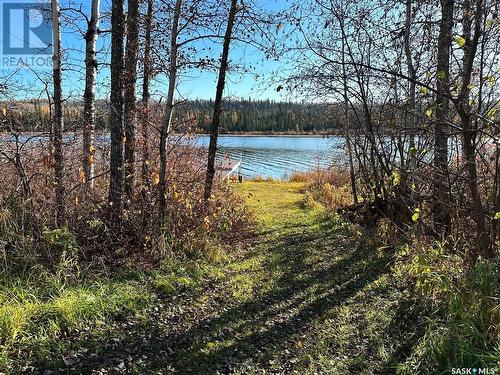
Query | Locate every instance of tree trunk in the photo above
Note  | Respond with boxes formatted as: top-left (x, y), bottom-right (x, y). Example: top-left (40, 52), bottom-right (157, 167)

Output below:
top-left (124, 0), bottom-right (140, 197)
top-left (462, 121), bottom-right (491, 260)
top-left (433, 0), bottom-right (454, 236)
top-left (158, 0), bottom-right (183, 219)
top-left (109, 0), bottom-right (125, 220)
top-left (141, 0), bottom-right (153, 230)
top-left (203, 0), bottom-right (238, 202)
top-left (51, 0), bottom-right (65, 226)
top-left (403, 0), bottom-right (416, 183)
top-left (493, 145), bottom-right (500, 246)
top-left (456, 0), bottom-right (492, 261)
top-left (82, 0), bottom-right (100, 190)
top-left (340, 18), bottom-right (357, 205)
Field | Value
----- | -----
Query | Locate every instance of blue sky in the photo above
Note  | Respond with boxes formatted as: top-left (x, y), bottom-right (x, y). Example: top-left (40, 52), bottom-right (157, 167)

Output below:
top-left (0, 0), bottom-right (295, 102)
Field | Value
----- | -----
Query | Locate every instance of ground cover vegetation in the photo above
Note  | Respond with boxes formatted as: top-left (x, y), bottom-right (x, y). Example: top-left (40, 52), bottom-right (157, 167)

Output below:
top-left (0, 0), bottom-right (498, 373)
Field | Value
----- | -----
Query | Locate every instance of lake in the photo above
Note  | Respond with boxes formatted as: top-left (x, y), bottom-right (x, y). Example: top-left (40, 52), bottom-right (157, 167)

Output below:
top-left (193, 135), bottom-right (345, 179)
top-left (0, 133), bottom-right (346, 180)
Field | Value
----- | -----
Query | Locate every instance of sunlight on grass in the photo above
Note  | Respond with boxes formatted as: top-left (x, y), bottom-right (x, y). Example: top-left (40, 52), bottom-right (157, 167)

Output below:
top-left (0, 256), bottom-right (225, 368)
top-left (1, 181), bottom-right (461, 373)
top-left (238, 181), bottom-right (324, 230)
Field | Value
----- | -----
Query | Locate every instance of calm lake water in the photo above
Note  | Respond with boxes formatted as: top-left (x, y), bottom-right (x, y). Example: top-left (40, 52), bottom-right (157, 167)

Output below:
top-left (193, 135), bottom-right (345, 179)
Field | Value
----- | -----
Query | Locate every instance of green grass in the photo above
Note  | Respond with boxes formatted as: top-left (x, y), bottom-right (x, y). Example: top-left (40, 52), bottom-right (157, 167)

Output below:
top-left (155, 181), bottom-right (411, 374)
top-left (239, 181), bottom-right (317, 226)
top-left (0, 258), bottom-right (223, 370)
top-left (3, 181), bottom-right (491, 373)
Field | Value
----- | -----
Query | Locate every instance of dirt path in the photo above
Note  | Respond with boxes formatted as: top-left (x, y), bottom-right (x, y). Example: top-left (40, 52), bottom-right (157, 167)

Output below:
top-left (40, 182), bottom-right (417, 374)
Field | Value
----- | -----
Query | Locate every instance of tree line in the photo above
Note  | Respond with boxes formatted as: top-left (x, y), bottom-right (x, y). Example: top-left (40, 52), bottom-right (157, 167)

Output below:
top-left (176, 99), bottom-right (338, 133)
top-left (1, 98), bottom-right (339, 134)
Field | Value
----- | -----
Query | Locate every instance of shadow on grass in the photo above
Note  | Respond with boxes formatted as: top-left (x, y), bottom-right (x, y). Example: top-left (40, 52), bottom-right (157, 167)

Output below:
top-left (379, 298), bottom-right (428, 374)
top-left (35, 215), bottom-right (398, 374)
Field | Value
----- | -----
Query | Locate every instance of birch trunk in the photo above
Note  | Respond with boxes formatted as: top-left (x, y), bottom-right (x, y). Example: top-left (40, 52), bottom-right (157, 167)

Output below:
top-left (158, 0), bottom-right (182, 219)
top-left (82, 0), bottom-right (100, 190)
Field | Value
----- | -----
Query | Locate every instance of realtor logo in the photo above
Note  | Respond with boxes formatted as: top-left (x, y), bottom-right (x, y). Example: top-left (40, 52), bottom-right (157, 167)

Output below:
top-left (1, 0), bottom-right (52, 68)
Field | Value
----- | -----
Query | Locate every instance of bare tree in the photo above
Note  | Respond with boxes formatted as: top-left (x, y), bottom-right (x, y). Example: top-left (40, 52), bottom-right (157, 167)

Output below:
top-left (158, 0), bottom-right (183, 219)
top-left (433, 0), bottom-right (454, 236)
top-left (204, 0), bottom-right (239, 202)
top-left (454, 0), bottom-right (492, 260)
top-left (51, 0), bottom-right (65, 225)
top-left (82, 0), bottom-right (100, 190)
top-left (109, 0), bottom-right (126, 220)
top-left (124, 0), bottom-right (140, 197)
top-left (141, 0), bottom-right (154, 229)
top-left (403, 0), bottom-right (416, 190)
top-left (339, 11), bottom-right (357, 205)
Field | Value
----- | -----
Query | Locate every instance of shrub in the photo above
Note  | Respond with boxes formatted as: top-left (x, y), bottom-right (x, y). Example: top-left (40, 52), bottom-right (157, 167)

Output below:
top-left (0, 196), bottom-right (43, 271)
top-left (305, 181), bottom-right (352, 210)
top-left (251, 175), bottom-right (265, 182)
top-left (300, 191), bottom-right (319, 209)
top-left (42, 227), bottom-right (78, 265)
top-left (289, 172), bottom-right (308, 182)
top-left (288, 168), bottom-right (353, 211)
top-left (394, 243), bottom-right (500, 373)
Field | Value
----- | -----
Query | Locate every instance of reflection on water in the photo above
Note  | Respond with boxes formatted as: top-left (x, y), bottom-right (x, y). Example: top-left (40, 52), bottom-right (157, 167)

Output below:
top-left (0, 133), bottom-right (345, 180)
top-left (193, 135), bottom-right (344, 179)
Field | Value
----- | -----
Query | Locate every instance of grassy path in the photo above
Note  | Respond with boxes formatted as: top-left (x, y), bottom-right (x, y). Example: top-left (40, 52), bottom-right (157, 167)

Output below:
top-left (30, 182), bottom-right (417, 374)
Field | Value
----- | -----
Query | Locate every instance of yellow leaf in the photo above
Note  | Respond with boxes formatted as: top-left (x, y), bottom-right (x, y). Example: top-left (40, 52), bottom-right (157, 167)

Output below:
top-left (152, 171), bottom-right (160, 186)
top-left (412, 208), bottom-right (420, 222)
top-left (487, 108), bottom-right (498, 120)
top-left (392, 171), bottom-right (400, 187)
top-left (420, 87), bottom-right (428, 95)
top-left (455, 36), bottom-right (466, 48)
top-left (425, 109), bottom-right (432, 118)
top-left (203, 216), bottom-right (210, 229)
